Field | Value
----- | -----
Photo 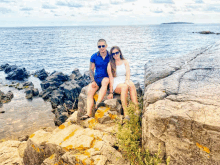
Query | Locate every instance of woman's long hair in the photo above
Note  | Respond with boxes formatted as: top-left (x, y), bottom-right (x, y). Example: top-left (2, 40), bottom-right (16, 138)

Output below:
top-left (110, 46), bottom-right (125, 77)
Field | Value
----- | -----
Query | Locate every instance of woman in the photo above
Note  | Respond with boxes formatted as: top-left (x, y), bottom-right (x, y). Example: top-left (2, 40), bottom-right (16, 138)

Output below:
top-left (107, 46), bottom-right (138, 117)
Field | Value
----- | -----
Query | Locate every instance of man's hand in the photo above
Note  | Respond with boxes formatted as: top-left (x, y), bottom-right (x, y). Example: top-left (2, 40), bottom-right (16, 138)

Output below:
top-left (91, 81), bottom-right (98, 88)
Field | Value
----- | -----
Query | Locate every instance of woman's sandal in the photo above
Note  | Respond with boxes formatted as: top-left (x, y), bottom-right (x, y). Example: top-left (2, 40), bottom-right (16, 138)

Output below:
top-left (80, 114), bottom-right (90, 120)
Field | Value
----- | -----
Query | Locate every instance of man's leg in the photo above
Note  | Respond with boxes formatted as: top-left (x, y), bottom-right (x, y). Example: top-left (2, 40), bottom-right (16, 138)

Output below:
top-left (86, 82), bottom-right (99, 117)
top-left (95, 77), bottom-right (109, 107)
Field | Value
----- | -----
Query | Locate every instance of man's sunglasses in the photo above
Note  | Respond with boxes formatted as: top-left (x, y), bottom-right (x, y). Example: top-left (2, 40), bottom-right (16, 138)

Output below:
top-left (112, 52), bottom-right (120, 56)
top-left (98, 45), bottom-right (106, 48)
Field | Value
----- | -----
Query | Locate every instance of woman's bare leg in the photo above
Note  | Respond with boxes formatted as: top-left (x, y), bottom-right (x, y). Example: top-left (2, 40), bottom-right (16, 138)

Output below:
top-left (114, 83), bottom-right (129, 116)
top-left (127, 81), bottom-right (138, 104)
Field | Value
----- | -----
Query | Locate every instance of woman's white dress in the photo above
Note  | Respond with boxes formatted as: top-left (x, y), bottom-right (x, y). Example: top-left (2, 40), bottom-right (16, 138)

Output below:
top-left (113, 61), bottom-right (126, 91)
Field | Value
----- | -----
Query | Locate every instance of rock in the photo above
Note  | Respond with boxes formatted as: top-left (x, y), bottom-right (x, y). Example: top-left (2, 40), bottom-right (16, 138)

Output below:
top-left (33, 88), bottom-right (39, 96)
top-left (16, 83), bottom-right (24, 90)
top-left (6, 67), bottom-right (29, 80)
top-left (70, 68), bottom-right (83, 80)
top-left (0, 140), bottom-right (24, 164)
top-left (18, 135), bottom-right (29, 142)
top-left (135, 82), bottom-right (143, 97)
top-left (0, 90), bottom-right (13, 103)
top-left (63, 100), bottom-right (74, 111)
top-left (50, 89), bottom-right (64, 109)
top-left (66, 111), bottom-right (78, 124)
top-left (53, 105), bottom-right (69, 126)
top-left (104, 98), bottom-right (122, 113)
top-left (42, 91), bottom-right (52, 100)
top-left (143, 42), bottom-right (220, 164)
top-left (92, 155), bottom-right (108, 165)
top-left (40, 72), bottom-right (69, 91)
top-left (77, 86), bottom-right (95, 120)
top-left (1, 63), bottom-right (9, 70)
top-left (25, 87), bottom-right (34, 99)
top-left (59, 80), bottom-right (81, 108)
top-left (83, 70), bottom-right (91, 80)
top-left (6, 91), bottom-right (13, 100)
top-left (4, 64), bottom-right (18, 74)
top-left (60, 80), bottom-right (81, 102)
top-left (22, 81), bottom-right (34, 88)
top-left (40, 81), bottom-right (51, 91)
top-left (77, 78), bottom-right (91, 88)
top-left (198, 31), bottom-right (215, 34)
top-left (34, 69), bottom-right (48, 80)
top-left (23, 129), bottom-right (65, 165)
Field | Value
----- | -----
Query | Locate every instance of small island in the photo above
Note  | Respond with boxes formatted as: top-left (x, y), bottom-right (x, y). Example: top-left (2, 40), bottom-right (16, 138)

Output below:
top-left (161, 22), bottom-right (194, 24)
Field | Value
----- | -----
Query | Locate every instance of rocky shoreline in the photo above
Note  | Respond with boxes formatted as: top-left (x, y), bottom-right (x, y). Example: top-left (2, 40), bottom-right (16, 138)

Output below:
top-left (0, 63), bottom-right (143, 165)
top-left (1, 41), bottom-right (220, 164)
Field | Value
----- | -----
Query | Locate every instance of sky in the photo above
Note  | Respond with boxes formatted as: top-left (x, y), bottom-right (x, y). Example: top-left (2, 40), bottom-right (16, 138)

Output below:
top-left (0, 0), bottom-right (220, 27)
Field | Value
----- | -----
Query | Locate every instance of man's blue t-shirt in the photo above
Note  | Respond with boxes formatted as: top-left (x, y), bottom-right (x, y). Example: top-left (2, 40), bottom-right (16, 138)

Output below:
top-left (90, 51), bottom-right (110, 79)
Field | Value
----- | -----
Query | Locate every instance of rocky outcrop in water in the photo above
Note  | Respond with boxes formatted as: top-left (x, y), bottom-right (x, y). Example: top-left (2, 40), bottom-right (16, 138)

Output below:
top-left (142, 42), bottom-right (220, 164)
top-left (0, 64), bottom-right (29, 81)
top-left (193, 31), bottom-right (220, 35)
top-left (33, 69), bottom-right (49, 80)
top-left (39, 69), bottom-right (91, 125)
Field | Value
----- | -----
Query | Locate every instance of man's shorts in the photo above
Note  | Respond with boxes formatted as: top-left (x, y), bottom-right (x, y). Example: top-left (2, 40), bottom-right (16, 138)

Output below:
top-left (94, 77), bottom-right (106, 88)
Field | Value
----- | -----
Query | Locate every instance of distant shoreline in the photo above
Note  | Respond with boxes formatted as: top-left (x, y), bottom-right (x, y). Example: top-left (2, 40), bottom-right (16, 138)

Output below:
top-left (162, 22), bottom-right (194, 24)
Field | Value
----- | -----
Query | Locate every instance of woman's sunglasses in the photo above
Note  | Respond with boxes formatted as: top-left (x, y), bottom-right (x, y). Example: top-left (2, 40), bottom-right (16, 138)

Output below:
top-left (112, 52), bottom-right (120, 56)
top-left (98, 45), bottom-right (106, 48)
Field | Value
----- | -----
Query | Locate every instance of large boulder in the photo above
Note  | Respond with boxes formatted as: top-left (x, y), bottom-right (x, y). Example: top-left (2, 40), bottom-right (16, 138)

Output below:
top-left (142, 42), bottom-right (220, 164)
top-left (22, 117), bottom-right (128, 165)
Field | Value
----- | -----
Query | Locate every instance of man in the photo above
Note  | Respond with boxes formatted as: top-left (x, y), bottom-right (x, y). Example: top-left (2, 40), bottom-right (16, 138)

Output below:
top-left (80, 39), bottom-right (110, 120)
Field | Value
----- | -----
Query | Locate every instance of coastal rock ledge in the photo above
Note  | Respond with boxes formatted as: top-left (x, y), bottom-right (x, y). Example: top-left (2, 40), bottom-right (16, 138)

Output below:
top-left (143, 41), bottom-right (220, 164)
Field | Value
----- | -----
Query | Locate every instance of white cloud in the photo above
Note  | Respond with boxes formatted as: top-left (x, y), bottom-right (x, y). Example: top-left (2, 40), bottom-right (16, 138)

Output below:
top-left (56, 1), bottom-right (83, 8)
top-left (0, 0), bottom-right (15, 3)
top-left (42, 3), bottom-right (57, 9)
top-left (0, 0), bottom-right (220, 26)
top-left (20, 7), bottom-right (33, 11)
top-left (150, 0), bottom-right (174, 4)
top-left (0, 7), bottom-right (12, 13)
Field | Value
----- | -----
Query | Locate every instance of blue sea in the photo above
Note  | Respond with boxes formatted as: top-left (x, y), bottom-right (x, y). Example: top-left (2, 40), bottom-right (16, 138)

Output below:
top-left (0, 24), bottom-right (219, 140)
top-left (0, 24), bottom-right (220, 88)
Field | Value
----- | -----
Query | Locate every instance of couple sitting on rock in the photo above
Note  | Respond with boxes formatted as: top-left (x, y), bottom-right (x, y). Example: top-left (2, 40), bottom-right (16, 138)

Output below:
top-left (80, 39), bottom-right (138, 120)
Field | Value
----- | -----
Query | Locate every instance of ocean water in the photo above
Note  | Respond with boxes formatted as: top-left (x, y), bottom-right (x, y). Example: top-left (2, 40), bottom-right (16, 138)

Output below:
top-left (0, 24), bottom-right (220, 88)
top-left (0, 24), bottom-right (220, 139)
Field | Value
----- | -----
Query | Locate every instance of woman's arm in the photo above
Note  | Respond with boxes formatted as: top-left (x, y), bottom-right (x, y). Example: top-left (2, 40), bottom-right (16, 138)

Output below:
top-left (124, 60), bottom-right (130, 84)
top-left (107, 63), bottom-right (114, 99)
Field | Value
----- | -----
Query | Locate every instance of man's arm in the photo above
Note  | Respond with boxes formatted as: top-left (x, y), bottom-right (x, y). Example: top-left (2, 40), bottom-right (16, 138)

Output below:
top-left (89, 62), bottom-right (95, 82)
